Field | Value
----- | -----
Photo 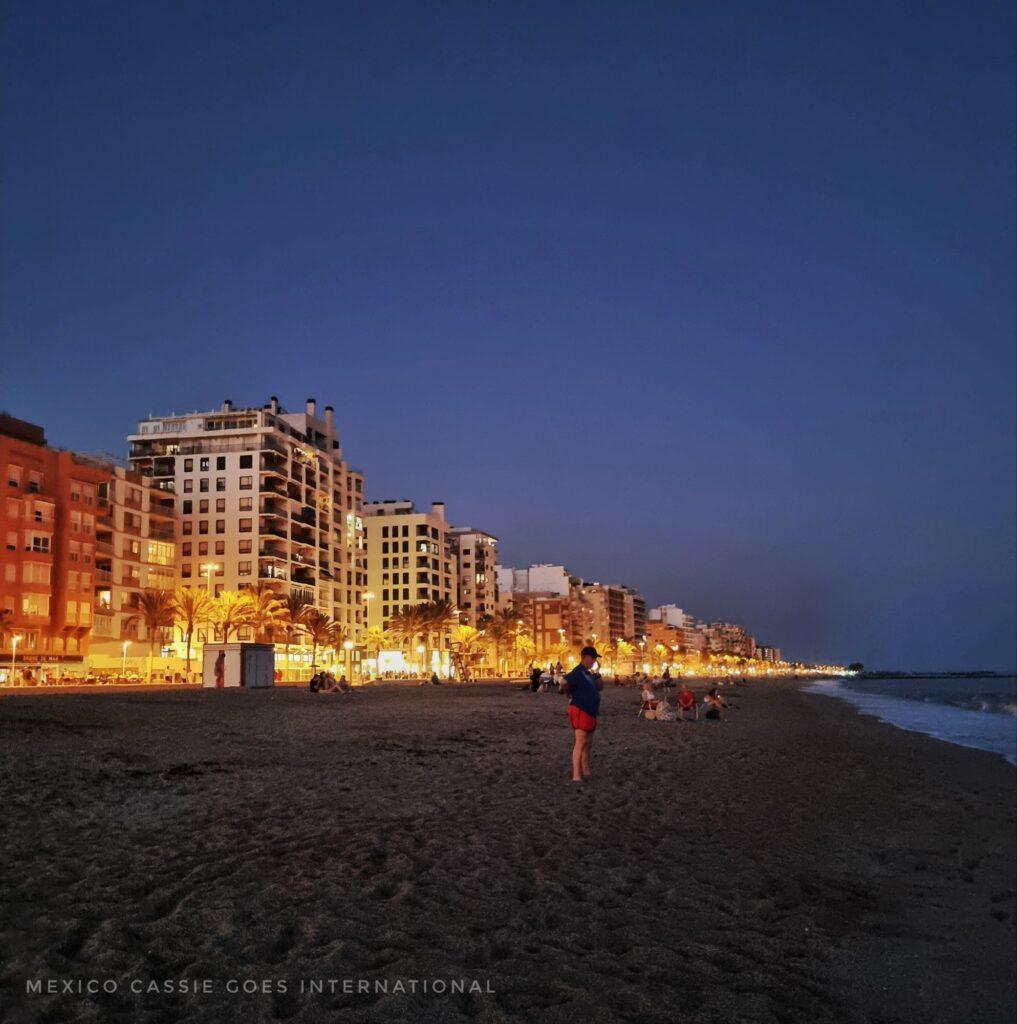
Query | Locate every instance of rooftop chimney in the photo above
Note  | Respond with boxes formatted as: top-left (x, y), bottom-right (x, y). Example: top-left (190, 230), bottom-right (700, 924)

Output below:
top-left (223, 399), bottom-right (233, 412)
top-left (306, 397), bottom-right (316, 417)
top-left (324, 405), bottom-right (335, 432)
top-left (269, 396), bottom-right (279, 414)
top-left (431, 501), bottom-right (446, 521)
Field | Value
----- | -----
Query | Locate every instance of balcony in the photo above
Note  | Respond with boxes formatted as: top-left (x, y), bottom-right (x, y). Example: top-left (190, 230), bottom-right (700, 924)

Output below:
top-left (95, 569), bottom-right (113, 584)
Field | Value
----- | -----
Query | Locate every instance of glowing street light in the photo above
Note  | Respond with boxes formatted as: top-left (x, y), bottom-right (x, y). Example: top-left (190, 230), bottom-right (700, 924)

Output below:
top-left (9, 634), bottom-right (22, 685)
top-left (121, 639), bottom-right (131, 678)
top-left (343, 638), bottom-right (354, 680)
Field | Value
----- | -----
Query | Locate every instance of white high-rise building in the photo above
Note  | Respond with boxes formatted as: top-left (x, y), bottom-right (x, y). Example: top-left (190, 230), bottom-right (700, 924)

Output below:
top-left (128, 397), bottom-right (366, 636)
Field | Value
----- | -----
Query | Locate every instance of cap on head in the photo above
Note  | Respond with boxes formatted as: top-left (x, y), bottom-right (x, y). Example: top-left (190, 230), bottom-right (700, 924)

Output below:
top-left (580, 646), bottom-right (600, 660)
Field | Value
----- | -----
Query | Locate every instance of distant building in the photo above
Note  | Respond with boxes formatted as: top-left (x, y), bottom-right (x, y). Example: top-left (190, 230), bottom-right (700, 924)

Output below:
top-left (129, 397), bottom-right (365, 637)
top-left (87, 460), bottom-right (177, 666)
top-left (363, 500), bottom-right (454, 629)
top-left (0, 414), bottom-right (177, 676)
top-left (707, 621), bottom-right (756, 659)
top-left (448, 526), bottom-right (498, 626)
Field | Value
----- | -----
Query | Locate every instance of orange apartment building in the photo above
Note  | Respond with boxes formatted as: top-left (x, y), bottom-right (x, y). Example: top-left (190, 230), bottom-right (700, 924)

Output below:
top-left (1, 415), bottom-right (107, 676)
top-left (1, 414), bottom-right (178, 681)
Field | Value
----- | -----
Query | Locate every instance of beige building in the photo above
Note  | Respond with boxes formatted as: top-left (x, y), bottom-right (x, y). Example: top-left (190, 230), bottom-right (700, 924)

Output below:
top-left (89, 462), bottom-right (177, 666)
top-left (448, 527), bottom-right (498, 626)
top-left (363, 500), bottom-right (454, 629)
top-left (129, 397), bottom-right (365, 638)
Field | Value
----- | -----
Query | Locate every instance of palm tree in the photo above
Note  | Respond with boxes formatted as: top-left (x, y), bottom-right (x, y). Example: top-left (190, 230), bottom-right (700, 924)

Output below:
top-left (173, 587), bottom-right (213, 679)
top-left (486, 608), bottom-right (521, 677)
top-left (278, 592), bottom-right (311, 681)
top-left (302, 609), bottom-right (336, 671)
top-left (212, 591), bottom-right (254, 643)
top-left (362, 625), bottom-right (389, 678)
top-left (390, 606), bottom-right (426, 674)
top-left (420, 599), bottom-right (457, 671)
top-left (449, 624), bottom-right (483, 680)
top-left (616, 639), bottom-right (636, 676)
top-left (135, 588), bottom-right (177, 681)
top-left (246, 582), bottom-right (284, 642)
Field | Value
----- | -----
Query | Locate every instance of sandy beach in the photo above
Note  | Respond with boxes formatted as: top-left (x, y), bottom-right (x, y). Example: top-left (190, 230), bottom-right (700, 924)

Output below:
top-left (0, 679), bottom-right (1014, 1024)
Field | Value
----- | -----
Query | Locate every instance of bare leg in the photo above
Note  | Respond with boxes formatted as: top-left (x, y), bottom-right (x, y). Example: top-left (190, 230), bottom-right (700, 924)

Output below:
top-left (581, 735), bottom-right (592, 779)
top-left (571, 729), bottom-right (587, 782)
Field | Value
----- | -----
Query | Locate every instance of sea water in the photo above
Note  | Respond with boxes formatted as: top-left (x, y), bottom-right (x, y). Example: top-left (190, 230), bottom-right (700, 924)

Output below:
top-left (806, 676), bottom-right (1017, 766)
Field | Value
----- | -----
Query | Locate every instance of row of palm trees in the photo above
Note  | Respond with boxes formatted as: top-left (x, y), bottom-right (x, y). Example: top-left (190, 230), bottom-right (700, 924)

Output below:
top-left (132, 583), bottom-right (354, 680)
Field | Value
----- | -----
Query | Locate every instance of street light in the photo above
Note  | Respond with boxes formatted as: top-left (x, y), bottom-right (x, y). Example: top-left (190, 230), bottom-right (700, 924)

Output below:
top-left (343, 638), bottom-right (354, 681)
top-left (9, 634), bottom-right (22, 685)
top-left (416, 643), bottom-right (426, 677)
top-left (121, 640), bottom-right (131, 678)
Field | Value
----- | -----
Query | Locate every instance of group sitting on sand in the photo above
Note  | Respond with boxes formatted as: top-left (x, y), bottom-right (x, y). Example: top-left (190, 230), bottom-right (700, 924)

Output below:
top-left (639, 679), bottom-right (737, 722)
top-left (309, 672), bottom-right (353, 695)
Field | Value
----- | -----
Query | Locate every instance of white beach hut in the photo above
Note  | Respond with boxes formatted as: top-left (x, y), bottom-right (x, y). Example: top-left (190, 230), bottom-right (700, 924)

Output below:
top-left (202, 643), bottom-right (275, 689)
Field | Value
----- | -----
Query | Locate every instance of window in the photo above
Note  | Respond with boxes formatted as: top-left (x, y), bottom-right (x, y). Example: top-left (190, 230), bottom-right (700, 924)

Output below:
top-left (199, 458), bottom-right (209, 471)
top-left (214, 541), bottom-right (225, 555)
top-left (5, 531), bottom-right (15, 551)
top-left (182, 500), bottom-right (193, 514)
top-left (238, 539), bottom-right (252, 553)
top-left (238, 561), bottom-right (252, 576)
top-left (239, 518), bottom-right (252, 532)
top-left (3, 563), bottom-right (13, 582)
top-left (183, 479), bottom-right (193, 493)
top-left (198, 521), bottom-right (209, 535)
top-left (7, 465), bottom-right (22, 488)
top-left (239, 497), bottom-right (252, 511)
top-left (29, 534), bottom-right (50, 553)
top-left (239, 476), bottom-right (252, 490)
top-left (215, 520), bottom-right (225, 534)
top-left (216, 478), bottom-right (226, 492)
top-left (239, 454), bottom-right (252, 469)
top-left (199, 478), bottom-right (209, 492)
top-left (6, 499), bottom-right (18, 519)
top-left (216, 498), bottom-right (226, 513)
top-left (183, 458), bottom-right (193, 472)
top-left (199, 499), bottom-right (209, 513)
top-left (182, 543), bottom-right (192, 556)
top-left (198, 542), bottom-right (208, 556)
top-left (216, 456), bottom-right (226, 470)
top-left (182, 521), bottom-right (193, 536)
top-left (21, 593), bottom-right (49, 617)
top-left (23, 562), bottom-right (51, 585)
top-left (181, 564), bottom-right (192, 579)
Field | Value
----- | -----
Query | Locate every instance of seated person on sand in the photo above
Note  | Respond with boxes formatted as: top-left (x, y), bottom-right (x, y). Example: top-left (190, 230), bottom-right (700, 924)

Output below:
top-left (703, 687), bottom-right (730, 720)
top-left (640, 679), bottom-right (661, 717)
top-left (322, 674), bottom-right (353, 694)
top-left (677, 682), bottom-right (697, 720)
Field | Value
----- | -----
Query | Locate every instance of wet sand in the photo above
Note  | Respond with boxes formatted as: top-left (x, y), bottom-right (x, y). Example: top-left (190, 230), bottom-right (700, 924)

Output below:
top-left (0, 680), bottom-right (1014, 1023)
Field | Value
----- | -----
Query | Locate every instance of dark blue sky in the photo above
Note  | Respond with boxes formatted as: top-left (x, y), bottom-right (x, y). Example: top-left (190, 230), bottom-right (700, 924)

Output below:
top-left (2, 1), bottom-right (1014, 669)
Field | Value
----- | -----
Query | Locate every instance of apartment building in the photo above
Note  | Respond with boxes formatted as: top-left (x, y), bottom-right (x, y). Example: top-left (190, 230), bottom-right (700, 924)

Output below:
top-left (129, 397), bottom-right (365, 637)
top-left (707, 621), bottom-right (757, 658)
top-left (363, 500), bottom-right (454, 629)
top-left (1, 415), bottom-right (106, 673)
top-left (448, 526), bottom-right (498, 626)
top-left (89, 462), bottom-right (177, 665)
top-left (756, 645), bottom-right (782, 663)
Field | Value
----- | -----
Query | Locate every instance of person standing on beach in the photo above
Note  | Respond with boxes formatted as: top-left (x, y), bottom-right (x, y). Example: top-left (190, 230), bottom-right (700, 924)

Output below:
top-left (563, 646), bottom-right (603, 783)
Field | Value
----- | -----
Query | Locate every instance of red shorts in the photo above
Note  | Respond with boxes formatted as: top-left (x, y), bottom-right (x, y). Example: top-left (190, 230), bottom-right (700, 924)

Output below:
top-left (568, 705), bottom-right (598, 733)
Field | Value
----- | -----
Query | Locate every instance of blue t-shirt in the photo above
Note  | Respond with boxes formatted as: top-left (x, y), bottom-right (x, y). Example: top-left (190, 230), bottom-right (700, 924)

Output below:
top-left (566, 665), bottom-right (601, 717)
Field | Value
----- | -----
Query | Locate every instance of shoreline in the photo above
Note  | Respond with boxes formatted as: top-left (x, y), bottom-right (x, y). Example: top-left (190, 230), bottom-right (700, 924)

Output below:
top-left (1, 680), bottom-right (1014, 1023)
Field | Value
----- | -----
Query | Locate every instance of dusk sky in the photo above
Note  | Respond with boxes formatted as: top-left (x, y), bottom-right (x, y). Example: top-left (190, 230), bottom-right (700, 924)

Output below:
top-left (1, 1), bottom-right (1014, 670)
